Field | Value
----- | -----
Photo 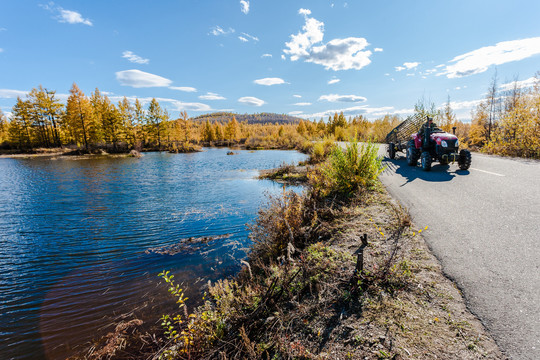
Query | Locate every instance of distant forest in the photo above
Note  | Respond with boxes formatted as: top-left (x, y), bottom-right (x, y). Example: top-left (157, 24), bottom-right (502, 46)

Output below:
top-left (193, 112), bottom-right (303, 125)
top-left (1, 74), bottom-right (538, 158)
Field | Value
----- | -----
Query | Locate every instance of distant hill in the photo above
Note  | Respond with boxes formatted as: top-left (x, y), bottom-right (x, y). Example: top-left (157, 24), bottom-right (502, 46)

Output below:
top-left (192, 112), bottom-right (304, 125)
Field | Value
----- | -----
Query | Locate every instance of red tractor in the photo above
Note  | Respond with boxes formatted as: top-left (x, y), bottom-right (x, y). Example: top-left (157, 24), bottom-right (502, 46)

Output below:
top-left (386, 115), bottom-right (471, 171)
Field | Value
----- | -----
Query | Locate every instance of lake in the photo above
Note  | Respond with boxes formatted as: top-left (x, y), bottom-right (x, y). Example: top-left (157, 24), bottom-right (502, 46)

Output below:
top-left (0, 148), bottom-right (308, 360)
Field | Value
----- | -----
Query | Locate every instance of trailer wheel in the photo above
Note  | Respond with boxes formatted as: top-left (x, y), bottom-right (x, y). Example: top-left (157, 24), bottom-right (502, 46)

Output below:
top-left (458, 149), bottom-right (471, 170)
top-left (406, 146), bottom-right (418, 166)
top-left (421, 151), bottom-right (432, 171)
top-left (388, 143), bottom-right (396, 159)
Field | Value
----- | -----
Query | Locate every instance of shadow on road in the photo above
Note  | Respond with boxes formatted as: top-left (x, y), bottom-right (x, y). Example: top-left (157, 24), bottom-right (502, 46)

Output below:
top-left (382, 155), bottom-right (470, 186)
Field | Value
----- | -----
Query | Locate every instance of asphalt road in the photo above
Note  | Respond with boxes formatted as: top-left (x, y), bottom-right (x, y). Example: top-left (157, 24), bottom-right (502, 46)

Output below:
top-left (378, 146), bottom-right (540, 360)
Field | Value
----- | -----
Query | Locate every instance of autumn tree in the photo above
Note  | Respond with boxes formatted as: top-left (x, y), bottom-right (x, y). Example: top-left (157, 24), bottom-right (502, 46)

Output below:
top-left (201, 119), bottom-right (215, 142)
top-left (118, 97), bottom-right (136, 147)
top-left (224, 116), bottom-right (239, 141)
top-left (65, 83), bottom-right (93, 150)
top-left (440, 96), bottom-right (457, 133)
top-left (213, 122), bottom-right (224, 140)
top-left (146, 98), bottom-right (165, 148)
top-left (0, 109), bottom-right (8, 144)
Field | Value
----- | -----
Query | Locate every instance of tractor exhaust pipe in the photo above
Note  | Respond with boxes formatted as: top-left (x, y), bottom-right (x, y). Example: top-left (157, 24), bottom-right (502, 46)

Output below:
top-left (452, 126), bottom-right (457, 135)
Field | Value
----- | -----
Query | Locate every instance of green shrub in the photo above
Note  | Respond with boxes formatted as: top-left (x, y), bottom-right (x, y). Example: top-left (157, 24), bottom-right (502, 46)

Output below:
top-left (310, 139), bottom-right (384, 198)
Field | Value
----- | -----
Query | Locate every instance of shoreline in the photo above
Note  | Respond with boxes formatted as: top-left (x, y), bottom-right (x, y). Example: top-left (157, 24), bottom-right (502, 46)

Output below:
top-left (83, 163), bottom-right (504, 359)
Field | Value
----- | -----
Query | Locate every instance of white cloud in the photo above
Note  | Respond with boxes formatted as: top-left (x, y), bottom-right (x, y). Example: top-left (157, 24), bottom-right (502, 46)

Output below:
top-left (162, 99), bottom-right (212, 112)
top-left (199, 92), bottom-right (226, 100)
top-left (318, 94), bottom-right (367, 102)
top-left (41, 3), bottom-right (92, 26)
top-left (396, 62), bottom-right (419, 71)
top-left (328, 78), bottom-right (340, 84)
top-left (116, 69), bottom-right (172, 88)
top-left (0, 27), bottom-right (6, 32)
top-left (293, 94), bottom-right (302, 98)
top-left (239, 32), bottom-right (259, 43)
top-left (302, 105), bottom-right (396, 119)
top-left (169, 86), bottom-right (197, 92)
top-left (374, 48), bottom-right (383, 52)
top-left (240, 0), bottom-right (250, 14)
top-left (281, 54), bottom-right (286, 60)
top-left (289, 111), bottom-right (304, 115)
top-left (210, 26), bottom-right (235, 36)
top-left (293, 102), bottom-right (312, 106)
top-left (261, 53), bottom-right (272, 58)
top-left (0, 89), bottom-right (30, 98)
top-left (500, 77), bottom-right (538, 91)
top-left (254, 77), bottom-right (286, 86)
top-left (238, 96), bottom-right (265, 106)
top-left (283, 10), bottom-right (372, 71)
top-left (439, 37), bottom-right (540, 78)
top-left (122, 51), bottom-right (149, 64)
top-left (59, 9), bottom-right (92, 26)
top-left (0, 48), bottom-right (3, 53)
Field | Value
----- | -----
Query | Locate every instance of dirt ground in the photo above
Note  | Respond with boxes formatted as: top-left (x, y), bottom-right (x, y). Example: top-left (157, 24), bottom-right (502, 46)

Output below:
top-left (287, 188), bottom-right (506, 359)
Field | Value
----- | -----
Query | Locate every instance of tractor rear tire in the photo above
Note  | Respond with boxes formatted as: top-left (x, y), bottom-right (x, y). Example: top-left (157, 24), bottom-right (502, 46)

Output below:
top-left (458, 149), bottom-right (472, 170)
top-left (388, 143), bottom-right (396, 159)
top-left (421, 151), bottom-right (432, 171)
top-left (406, 145), bottom-right (418, 166)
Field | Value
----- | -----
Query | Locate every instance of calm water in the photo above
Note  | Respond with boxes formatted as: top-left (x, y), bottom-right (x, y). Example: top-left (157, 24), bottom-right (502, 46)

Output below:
top-left (0, 148), bottom-right (307, 360)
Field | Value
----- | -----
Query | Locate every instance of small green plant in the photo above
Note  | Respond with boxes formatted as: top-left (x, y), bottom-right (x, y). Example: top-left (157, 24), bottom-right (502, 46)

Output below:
top-left (310, 138), bottom-right (384, 198)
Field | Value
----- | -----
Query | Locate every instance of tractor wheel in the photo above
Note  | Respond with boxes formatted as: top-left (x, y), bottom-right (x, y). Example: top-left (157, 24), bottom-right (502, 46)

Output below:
top-left (388, 143), bottom-right (396, 159)
top-left (421, 151), bottom-right (432, 171)
top-left (458, 149), bottom-right (472, 170)
top-left (406, 146), bottom-right (418, 166)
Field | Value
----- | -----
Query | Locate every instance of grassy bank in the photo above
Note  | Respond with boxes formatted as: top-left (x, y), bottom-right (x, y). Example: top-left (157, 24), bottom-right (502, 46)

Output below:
top-left (81, 141), bottom-right (504, 360)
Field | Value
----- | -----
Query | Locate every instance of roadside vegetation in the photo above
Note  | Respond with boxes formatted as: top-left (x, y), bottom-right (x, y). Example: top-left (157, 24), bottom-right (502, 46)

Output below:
top-left (80, 139), bottom-right (503, 360)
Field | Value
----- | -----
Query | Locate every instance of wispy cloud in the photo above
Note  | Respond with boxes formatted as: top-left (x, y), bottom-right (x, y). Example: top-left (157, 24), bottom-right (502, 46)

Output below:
top-left (318, 94), bottom-right (367, 102)
top-left (199, 92), bottom-right (226, 100)
top-left (115, 69), bottom-right (172, 88)
top-left (209, 26), bottom-right (235, 36)
top-left (240, 0), bottom-right (250, 14)
top-left (328, 78), bottom-right (340, 84)
top-left (293, 102), bottom-right (312, 106)
top-left (500, 77), bottom-right (538, 91)
top-left (169, 86), bottom-right (197, 92)
top-left (293, 94), bottom-right (302, 98)
top-left (0, 89), bottom-right (32, 98)
top-left (261, 53), bottom-right (272, 58)
top-left (238, 96), bottom-right (265, 106)
top-left (302, 104), bottom-right (398, 119)
top-left (374, 48), bottom-right (383, 52)
top-left (41, 3), bottom-right (93, 26)
top-left (122, 51), bottom-right (149, 64)
top-left (395, 62), bottom-right (420, 72)
top-left (239, 32), bottom-right (259, 43)
top-left (283, 9), bottom-right (373, 71)
top-left (254, 77), bottom-right (286, 86)
top-left (289, 111), bottom-right (304, 115)
top-left (0, 48), bottom-right (3, 53)
top-left (439, 37), bottom-right (540, 78)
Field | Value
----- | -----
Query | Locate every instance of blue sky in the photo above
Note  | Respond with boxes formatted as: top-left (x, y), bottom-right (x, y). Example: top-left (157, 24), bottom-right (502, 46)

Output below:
top-left (1, 0), bottom-right (540, 121)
